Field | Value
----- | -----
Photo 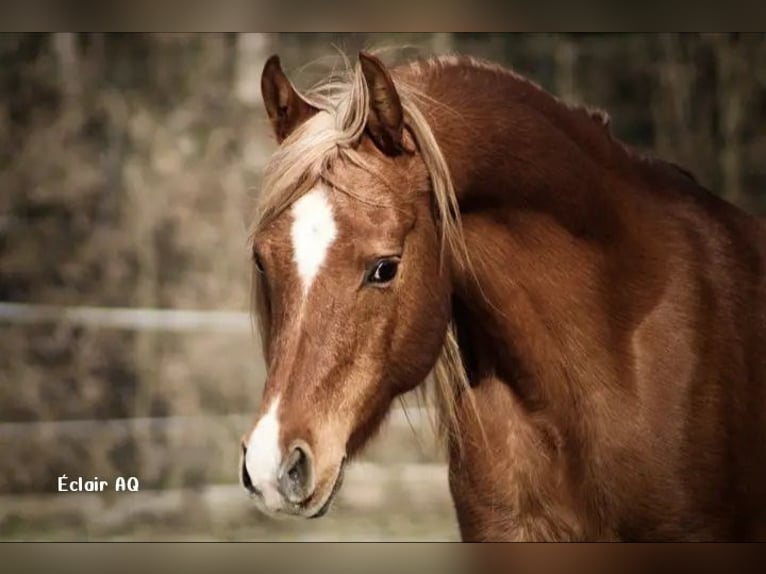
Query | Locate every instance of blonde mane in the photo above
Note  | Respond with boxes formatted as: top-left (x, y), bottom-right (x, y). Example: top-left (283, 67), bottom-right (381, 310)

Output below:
top-left (250, 55), bottom-right (481, 447)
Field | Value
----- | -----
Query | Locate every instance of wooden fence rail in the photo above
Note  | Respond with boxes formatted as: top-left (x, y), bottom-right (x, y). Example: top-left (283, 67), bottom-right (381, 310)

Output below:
top-left (0, 302), bottom-right (253, 333)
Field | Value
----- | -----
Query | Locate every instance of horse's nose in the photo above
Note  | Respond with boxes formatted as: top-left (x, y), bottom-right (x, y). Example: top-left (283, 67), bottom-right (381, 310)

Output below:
top-left (278, 441), bottom-right (315, 504)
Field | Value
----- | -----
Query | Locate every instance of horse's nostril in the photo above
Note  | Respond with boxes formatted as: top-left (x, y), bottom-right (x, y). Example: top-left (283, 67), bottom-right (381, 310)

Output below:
top-left (240, 446), bottom-right (260, 496)
top-left (278, 441), bottom-right (314, 504)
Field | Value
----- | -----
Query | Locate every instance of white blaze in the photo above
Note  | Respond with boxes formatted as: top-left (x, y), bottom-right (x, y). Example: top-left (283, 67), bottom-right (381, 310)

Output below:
top-left (245, 397), bottom-right (283, 510)
top-left (290, 184), bottom-right (337, 295)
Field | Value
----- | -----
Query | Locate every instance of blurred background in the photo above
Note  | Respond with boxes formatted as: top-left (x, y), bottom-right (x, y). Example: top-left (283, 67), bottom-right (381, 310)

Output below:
top-left (0, 33), bottom-right (765, 541)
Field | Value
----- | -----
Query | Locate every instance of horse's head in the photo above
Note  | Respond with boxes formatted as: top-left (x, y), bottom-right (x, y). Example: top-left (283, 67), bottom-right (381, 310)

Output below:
top-left (240, 53), bottom-right (460, 518)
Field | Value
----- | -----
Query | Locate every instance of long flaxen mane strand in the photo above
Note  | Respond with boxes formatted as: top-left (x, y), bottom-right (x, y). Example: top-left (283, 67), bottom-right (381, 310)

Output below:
top-left (249, 54), bottom-right (482, 448)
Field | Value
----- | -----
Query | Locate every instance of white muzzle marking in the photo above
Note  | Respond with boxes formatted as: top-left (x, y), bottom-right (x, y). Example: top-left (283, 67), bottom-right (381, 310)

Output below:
top-left (244, 396), bottom-right (283, 511)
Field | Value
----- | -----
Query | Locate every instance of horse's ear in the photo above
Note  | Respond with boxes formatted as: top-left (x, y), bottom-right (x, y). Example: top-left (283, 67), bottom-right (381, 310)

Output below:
top-left (261, 55), bottom-right (319, 143)
top-left (359, 52), bottom-right (407, 156)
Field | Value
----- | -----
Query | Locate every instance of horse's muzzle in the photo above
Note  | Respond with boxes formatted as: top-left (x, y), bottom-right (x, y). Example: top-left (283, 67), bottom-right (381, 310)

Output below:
top-left (241, 439), bottom-right (335, 517)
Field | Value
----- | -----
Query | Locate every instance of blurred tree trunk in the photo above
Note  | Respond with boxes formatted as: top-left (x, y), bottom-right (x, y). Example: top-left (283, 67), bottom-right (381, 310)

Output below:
top-left (235, 33), bottom-right (276, 106)
top-left (430, 33), bottom-right (452, 55)
top-left (650, 34), bottom-right (720, 190)
top-left (652, 34), bottom-right (695, 170)
top-left (52, 33), bottom-right (80, 102)
top-left (710, 33), bottom-right (752, 209)
top-left (554, 34), bottom-right (579, 103)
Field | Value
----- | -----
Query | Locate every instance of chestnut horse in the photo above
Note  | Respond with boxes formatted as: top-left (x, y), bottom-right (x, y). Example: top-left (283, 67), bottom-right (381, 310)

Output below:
top-left (239, 51), bottom-right (766, 541)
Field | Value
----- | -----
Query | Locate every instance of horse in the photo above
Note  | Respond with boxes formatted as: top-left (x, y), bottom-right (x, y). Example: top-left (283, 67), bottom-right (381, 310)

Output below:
top-left (238, 51), bottom-right (766, 541)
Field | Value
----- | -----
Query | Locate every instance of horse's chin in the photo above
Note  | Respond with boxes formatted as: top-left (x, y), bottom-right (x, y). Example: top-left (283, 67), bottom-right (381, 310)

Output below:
top-left (306, 457), bottom-right (346, 519)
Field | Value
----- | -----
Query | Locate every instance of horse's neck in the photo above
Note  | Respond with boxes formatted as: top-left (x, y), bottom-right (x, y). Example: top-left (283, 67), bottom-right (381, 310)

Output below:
top-left (420, 64), bottom-right (649, 411)
top-left (415, 63), bottom-right (617, 197)
top-left (414, 63), bottom-right (632, 248)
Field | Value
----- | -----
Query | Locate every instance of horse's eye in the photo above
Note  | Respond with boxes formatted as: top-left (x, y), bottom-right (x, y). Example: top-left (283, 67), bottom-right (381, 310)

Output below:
top-left (366, 258), bottom-right (399, 285)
